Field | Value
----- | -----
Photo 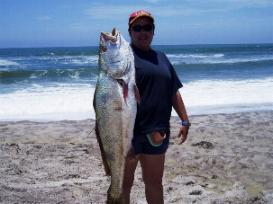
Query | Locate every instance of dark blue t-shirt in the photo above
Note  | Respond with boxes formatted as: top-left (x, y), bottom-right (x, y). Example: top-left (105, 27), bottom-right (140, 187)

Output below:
top-left (132, 45), bottom-right (183, 135)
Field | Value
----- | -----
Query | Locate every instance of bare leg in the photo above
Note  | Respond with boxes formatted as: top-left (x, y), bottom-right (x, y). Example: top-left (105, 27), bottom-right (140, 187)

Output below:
top-left (140, 154), bottom-right (165, 204)
top-left (122, 148), bottom-right (139, 204)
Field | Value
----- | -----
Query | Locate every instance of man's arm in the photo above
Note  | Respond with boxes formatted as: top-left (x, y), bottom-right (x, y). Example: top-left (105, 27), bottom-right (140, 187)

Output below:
top-left (172, 91), bottom-right (190, 144)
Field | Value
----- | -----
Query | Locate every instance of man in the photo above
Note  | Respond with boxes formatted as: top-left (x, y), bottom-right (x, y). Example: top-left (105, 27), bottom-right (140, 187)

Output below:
top-left (122, 10), bottom-right (191, 204)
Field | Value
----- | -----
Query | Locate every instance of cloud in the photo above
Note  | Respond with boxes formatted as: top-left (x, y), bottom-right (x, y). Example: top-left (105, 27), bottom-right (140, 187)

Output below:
top-left (143, 0), bottom-right (161, 3)
top-left (224, 0), bottom-right (272, 6)
top-left (84, 3), bottom-right (201, 20)
top-left (200, 0), bottom-right (273, 9)
top-left (84, 1), bottom-right (273, 21)
top-left (85, 4), bottom-right (138, 20)
top-left (36, 16), bottom-right (52, 21)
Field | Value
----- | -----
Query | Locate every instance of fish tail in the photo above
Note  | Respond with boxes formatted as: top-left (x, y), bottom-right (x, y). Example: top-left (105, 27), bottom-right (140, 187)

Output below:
top-left (106, 185), bottom-right (125, 204)
top-left (106, 193), bottom-right (124, 204)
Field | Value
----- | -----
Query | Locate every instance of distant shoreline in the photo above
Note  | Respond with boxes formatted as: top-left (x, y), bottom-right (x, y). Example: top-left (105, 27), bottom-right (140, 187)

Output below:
top-left (1, 42), bottom-right (273, 50)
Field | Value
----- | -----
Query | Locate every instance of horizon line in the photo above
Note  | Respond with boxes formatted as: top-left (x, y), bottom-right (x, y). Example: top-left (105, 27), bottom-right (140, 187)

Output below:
top-left (1, 42), bottom-right (273, 49)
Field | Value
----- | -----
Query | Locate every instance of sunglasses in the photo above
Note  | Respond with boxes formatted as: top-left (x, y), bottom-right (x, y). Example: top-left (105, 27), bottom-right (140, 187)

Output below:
top-left (132, 24), bottom-right (153, 32)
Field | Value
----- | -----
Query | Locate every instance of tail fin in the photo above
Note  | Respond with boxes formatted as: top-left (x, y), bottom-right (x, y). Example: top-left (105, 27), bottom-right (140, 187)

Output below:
top-left (106, 193), bottom-right (124, 204)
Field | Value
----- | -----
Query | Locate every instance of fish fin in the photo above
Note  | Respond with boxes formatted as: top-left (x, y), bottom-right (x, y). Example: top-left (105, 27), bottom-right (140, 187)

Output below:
top-left (95, 122), bottom-right (111, 176)
top-left (123, 83), bottom-right (128, 103)
top-left (134, 84), bottom-right (141, 104)
top-left (116, 79), bottom-right (129, 104)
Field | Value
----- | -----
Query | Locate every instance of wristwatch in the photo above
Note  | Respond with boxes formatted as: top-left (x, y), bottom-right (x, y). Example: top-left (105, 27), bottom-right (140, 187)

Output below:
top-left (181, 120), bottom-right (191, 127)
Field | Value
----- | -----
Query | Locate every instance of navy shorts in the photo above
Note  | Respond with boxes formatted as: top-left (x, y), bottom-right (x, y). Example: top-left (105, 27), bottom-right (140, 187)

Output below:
top-left (132, 131), bottom-right (170, 155)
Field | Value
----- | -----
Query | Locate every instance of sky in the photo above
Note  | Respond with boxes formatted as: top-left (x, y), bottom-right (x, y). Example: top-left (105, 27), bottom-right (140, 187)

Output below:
top-left (0, 0), bottom-right (272, 48)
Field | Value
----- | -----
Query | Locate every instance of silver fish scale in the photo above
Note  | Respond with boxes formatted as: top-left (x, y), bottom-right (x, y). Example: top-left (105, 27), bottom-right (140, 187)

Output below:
top-left (94, 29), bottom-right (137, 202)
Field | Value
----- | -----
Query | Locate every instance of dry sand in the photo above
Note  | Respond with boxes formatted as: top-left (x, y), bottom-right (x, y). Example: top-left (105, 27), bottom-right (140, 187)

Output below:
top-left (0, 111), bottom-right (273, 204)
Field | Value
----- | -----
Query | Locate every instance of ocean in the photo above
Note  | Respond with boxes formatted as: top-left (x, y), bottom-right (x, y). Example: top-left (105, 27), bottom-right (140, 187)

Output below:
top-left (0, 44), bottom-right (273, 121)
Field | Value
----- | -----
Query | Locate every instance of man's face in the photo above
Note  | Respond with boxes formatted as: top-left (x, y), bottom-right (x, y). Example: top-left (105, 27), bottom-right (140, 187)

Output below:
top-left (129, 17), bottom-right (154, 51)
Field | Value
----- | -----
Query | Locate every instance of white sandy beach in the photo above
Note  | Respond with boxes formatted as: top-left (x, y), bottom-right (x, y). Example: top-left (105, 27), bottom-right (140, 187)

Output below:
top-left (0, 111), bottom-right (273, 204)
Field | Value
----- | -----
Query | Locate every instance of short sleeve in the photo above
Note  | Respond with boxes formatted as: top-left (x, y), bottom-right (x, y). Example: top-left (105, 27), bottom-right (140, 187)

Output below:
top-left (170, 63), bottom-right (183, 95)
top-left (161, 53), bottom-right (183, 95)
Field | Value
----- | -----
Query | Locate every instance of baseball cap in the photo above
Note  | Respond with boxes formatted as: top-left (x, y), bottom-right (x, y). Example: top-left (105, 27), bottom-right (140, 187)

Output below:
top-left (128, 10), bottom-right (154, 26)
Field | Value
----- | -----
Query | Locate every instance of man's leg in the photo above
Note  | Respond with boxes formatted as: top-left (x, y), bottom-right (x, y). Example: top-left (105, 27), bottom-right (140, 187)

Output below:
top-left (140, 153), bottom-right (165, 204)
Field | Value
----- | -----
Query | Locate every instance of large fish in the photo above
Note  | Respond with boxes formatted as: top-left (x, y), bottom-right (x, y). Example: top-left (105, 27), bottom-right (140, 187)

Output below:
top-left (93, 28), bottom-right (138, 203)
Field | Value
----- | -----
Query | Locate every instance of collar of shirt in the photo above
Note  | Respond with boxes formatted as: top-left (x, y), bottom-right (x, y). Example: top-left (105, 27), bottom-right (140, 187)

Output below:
top-left (131, 44), bottom-right (158, 65)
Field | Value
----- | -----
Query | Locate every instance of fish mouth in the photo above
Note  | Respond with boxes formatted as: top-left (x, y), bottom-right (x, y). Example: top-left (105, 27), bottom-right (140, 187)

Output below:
top-left (100, 28), bottom-right (120, 53)
top-left (101, 33), bottom-right (117, 43)
top-left (101, 28), bottom-right (118, 43)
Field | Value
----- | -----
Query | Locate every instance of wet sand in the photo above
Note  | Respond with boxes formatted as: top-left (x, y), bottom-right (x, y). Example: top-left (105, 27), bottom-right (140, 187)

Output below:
top-left (0, 111), bottom-right (273, 203)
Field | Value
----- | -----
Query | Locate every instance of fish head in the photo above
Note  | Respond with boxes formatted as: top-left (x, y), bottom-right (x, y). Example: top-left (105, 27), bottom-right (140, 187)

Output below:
top-left (99, 28), bottom-right (131, 79)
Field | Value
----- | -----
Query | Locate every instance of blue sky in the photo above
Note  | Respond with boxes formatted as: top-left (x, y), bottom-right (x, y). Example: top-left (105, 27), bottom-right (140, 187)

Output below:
top-left (0, 0), bottom-right (272, 48)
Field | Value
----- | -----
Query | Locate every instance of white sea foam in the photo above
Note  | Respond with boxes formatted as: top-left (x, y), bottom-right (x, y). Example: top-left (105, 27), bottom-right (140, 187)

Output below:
top-left (202, 56), bottom-right (273, 64)
top-left (176, 78), bottom-right (273, 116)
top-left (167, 53), bottom-right (225, 59)
top-left (1, 78), bottom-right (273, 121)
top-left (166, 53), bottom-right (225, 65)
top-left (166, 53), bottom-right (273, 65)
top-left (0, 84), bottom-right (94, 121)
top-left (60, 56), bottom-right (98, 65)
top-left (5, 55), bottom-right (98, 66)
top-left (0, 59), bottom-right (19, 66)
